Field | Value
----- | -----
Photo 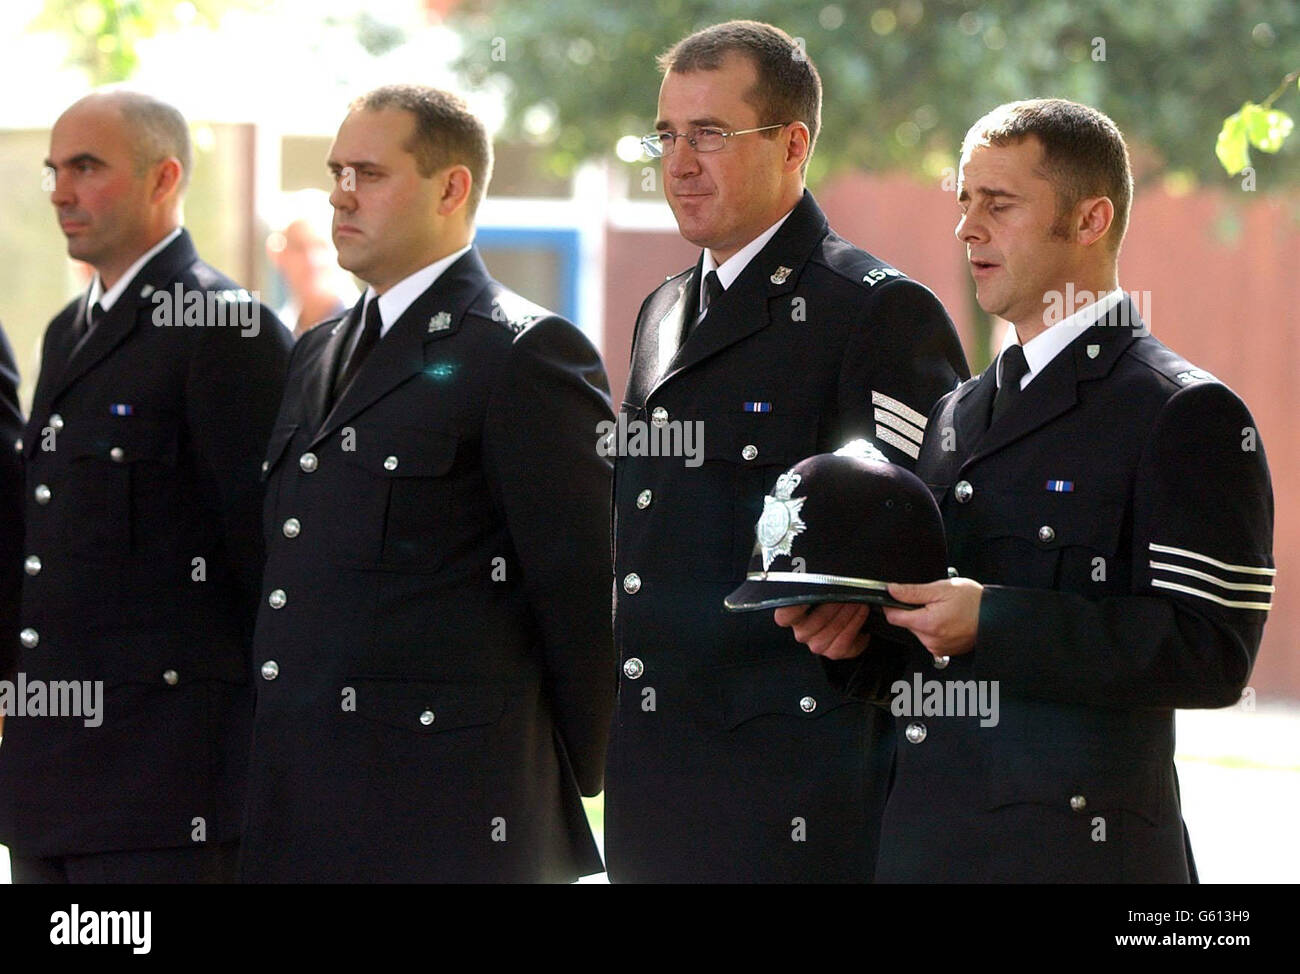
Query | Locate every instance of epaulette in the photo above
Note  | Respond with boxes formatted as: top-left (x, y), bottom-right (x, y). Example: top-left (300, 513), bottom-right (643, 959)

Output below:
top-left (1128, 339), bottom-right (1219, 387)
top-left (818, 235), bottom-right (908, 290)
top-left (481, 287), bottom-right (548, 334)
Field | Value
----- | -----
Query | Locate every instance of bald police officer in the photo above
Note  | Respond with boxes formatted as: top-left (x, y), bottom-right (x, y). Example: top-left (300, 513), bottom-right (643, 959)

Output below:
top-left (0, 91), bottom-right (291, 882)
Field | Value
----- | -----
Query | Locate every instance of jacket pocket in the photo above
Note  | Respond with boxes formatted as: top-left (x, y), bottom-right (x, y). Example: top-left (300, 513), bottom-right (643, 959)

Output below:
top-left (963, 490), bottom-right (1124, 590)
top-left (372, 430), bottom-right (460, 569)
top-left (325, 426), bottom-right (461, 569)
top-left (347, 678), bottom-right (506, 736)
top-left (694, 413), bottom-right (819, 580)
top-left (981, 742), bottom-right (1166, 827)
top-left (708, 653), bottom-right (858, 732)
top-left (61, 418), bottom-right (180, 555)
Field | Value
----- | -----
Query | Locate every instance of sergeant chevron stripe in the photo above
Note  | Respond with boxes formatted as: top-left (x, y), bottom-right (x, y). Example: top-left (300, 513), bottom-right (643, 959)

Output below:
top-left (873, 408), bottom-right (924, 446)
top-left (875, 425), bottom-right (919, 459)
top-left (871, 391), bottom-right (928, 429)
top-left (1148, 542), bottom-right (1275, 611)
top-left (872, 391), bottom-right (925, 458)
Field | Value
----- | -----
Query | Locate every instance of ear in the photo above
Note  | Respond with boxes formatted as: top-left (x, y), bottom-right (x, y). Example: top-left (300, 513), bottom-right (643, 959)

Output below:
top-left (436, 165), bottom-right (474, 217)
top-left (150, 157), bottom-right (183, 205)
top-left (783, 122), bottom-right (810, 174)
top-left (1075, 195), bottom-right (1114, 247)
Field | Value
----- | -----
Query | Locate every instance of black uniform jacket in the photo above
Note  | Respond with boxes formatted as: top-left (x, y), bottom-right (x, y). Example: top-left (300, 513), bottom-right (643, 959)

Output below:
top-left (239, 247), bottom-right (616, 883)
top-left (876, 297), bottom-right (1274, 883)
top-left (0, 230), bottom-right (292, 856)
top-left (0, 326), bottom-right (23, 678)
top-left (605, 192), bottom-right (969, 882)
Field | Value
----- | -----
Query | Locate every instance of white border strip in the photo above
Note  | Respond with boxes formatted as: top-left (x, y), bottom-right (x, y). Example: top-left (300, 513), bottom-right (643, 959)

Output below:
top-left (1152, 579), bottom-right (1272, 611)
top-left (746, 571), bottom-right (890, 591)
top-left (1149, 543), bottom-right (1275, 577)
top-left (1150, 560), bottom-right (1275, 594)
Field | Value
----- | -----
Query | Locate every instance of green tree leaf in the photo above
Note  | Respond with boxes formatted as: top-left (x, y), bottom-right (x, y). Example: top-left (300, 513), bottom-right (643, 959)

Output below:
top-left (1215, 107), bottom-right (1251, 176)
top-left (1244, 105), bottom-right (1294, 152)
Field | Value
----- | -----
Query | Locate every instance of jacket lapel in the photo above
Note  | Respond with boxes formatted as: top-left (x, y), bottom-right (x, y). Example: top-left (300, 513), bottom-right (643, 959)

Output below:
top-left (649, 191), bottom-right (828, 399)
top-left (305, 297), bottom-right (362, 432)
top-left (24, 301), bottom-right (86, 448)
top-left (311, 249), bottom-right (491, 443)
top-left (950, 368), bottom-right (997, 460)
top-left (47, 230), bottom-right (200, 402)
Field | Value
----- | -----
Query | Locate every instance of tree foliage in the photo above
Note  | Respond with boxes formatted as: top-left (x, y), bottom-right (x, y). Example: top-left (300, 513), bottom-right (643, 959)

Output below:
top-left (453, 0), bottom-right (1300, 189)
top-left (33, 0), bottom-right (258, 85)
top-left (1216, 70), bottom-right (1297, 176)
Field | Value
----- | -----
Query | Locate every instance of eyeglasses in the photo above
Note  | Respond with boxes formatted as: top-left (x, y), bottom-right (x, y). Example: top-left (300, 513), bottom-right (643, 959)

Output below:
top-left (640, 123), bottom-right (789, 158)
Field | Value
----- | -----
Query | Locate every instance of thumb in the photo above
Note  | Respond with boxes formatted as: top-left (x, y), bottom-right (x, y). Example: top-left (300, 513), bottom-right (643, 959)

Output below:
top-left (887, 580), bottom-right (940, 606)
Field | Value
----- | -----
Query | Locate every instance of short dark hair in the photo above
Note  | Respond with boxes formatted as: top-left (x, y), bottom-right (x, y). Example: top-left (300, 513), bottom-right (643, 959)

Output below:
top-left (114, 92), bottom-right (193, 193)
top-left (349, 84), bottom-right (494, 219)
top-left (962, 98), bottom-right (1133, 251)
top-left (657, 20), bottom-right (822, 166)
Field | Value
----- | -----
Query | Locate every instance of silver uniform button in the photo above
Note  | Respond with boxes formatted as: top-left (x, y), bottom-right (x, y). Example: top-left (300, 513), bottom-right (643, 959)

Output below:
top-left (34, 484), bottom-right (51, 504)
top-left (948, 566), bottom-right (959, 578)
top-left (162, 669), bottom-right (179, 686)
top-left (383, 455), bottom-right (399, 471)
top-left (1038, 525), bottom-right (1056, 543)
top-left (741, 444), bottom-right (758, 461)
top-left (419, 710), bottom-right (436, 726)
top-left (622, 657), bottom-right (644, 679)
top-left (1070, 795), bottom-right (1087, 811)
top-left (13, 438), bottom-right (21, 453)
top-left (109, 446), bottom-right (125, 462)
top-left (622, 573), bottom-right (642, 594)
top-left (268, 588), bottom-right (287, 609)
top-left (260, 660), bottom-right (279, 681)
top-left (954, 480), bottom-right (973, 503)
top-left (299, 452), bottom-right (318, 473)
top-left (933, 654), bottom-right (950, 669)
top-left (261, 460), bottom-right (269, 474)
top-left (636, 489), bottom-right (652, 509)
top-left (24, 555), bottom-right (41, 576)
top-left (799, 695), bottom-right (817, 713)
top-left (651, 406), bottom-right (669, 427)
top-left (19, 627), bottom-right (38, 649)
top-left (49, 413), bottom-right (64, 431)
top-left (905, 721), bottom-right (927, 744)
top-left (282, 517), bottom-right (301, 538)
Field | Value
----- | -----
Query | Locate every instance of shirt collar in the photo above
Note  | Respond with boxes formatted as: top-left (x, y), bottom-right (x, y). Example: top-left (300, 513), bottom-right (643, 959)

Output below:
top-left (362, 244), bottom-right (472, 339)
top-left (87, 227), bottom-right (183, 314)
top-left (998, 286), bottom-right (1126, 390)
top-left (699, 206), bottom-right (796, 303)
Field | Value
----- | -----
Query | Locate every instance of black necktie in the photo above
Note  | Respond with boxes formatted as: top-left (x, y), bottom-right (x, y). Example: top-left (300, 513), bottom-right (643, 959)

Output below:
top-left (699, 270), bottom-right (723, 319)
top-left (333, 299), bottom-right (383, 403)
top-left (990, 344), bottom-right (1029, 426)
top-left (684, 269), bottom-right (722, 347)
top-left (82, 301), bottom-right (103, 338)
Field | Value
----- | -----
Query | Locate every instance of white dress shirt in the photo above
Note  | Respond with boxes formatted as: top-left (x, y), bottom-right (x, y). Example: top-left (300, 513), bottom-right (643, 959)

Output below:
top-left (344, 244), bottom-right (473, 361)
top-left (697, 208), bottom-right (796, 318)
top-left (87, 227), bottom-right (183, 314)
top-left (997, 287), bottom-right (1126, 391)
